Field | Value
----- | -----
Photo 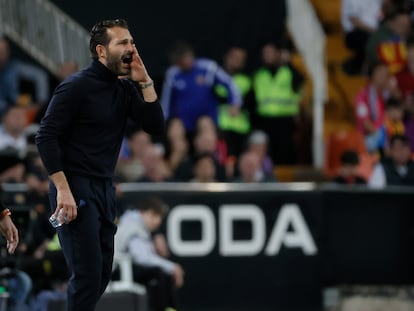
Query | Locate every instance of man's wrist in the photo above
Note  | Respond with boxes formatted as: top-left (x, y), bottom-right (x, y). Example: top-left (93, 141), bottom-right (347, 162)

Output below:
top-left (138, 80), bottom-right (154, 89)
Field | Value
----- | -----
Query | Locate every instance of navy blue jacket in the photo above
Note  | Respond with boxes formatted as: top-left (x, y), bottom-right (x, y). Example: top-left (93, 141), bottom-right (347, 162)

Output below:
top-left (35, 60), bottom-right (164, 179)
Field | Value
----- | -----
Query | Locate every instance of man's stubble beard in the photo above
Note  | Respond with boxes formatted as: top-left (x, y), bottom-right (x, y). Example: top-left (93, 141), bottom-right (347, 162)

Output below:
top-left (106, 52), bottom-right (130, 76)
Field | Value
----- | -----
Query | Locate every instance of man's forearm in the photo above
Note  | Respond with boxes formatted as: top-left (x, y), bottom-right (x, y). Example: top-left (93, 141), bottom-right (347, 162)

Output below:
top-left (50, 171), bottom-right (71, 191)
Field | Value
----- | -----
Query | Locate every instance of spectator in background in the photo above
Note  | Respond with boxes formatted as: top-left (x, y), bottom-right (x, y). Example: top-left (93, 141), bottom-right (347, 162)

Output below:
top-left (405, 105), bottom-right (414, 152)
top-left (365, 1), bottom-right (411, 74)
top-left (161, 41), bottom-right (242, 137)
top-left (246, 130), bottom-right (274, 178)
top-left (384, 97), bottom-right (405, 142)
top-left (0, 106), bottom-right (28, 183)
top-left (0, 37), bottom-right (19, 116)
top-left (341, 0), bottom-right (384, 75)
top-left (114, 197), bottom-right (183, 311)
top-left (369, 134), bottom-right (414, 187)
top-left (164, 118), bottom-right (189, 174)
top-left (234, 151), bottom-right (276, 183)
top-left (174, 129), bottom-right (226, 181)
top-left (394, 35), bottom-right (414, 151)
top-left (355, 62), bottom-right (395, 154)
top-left (333, 150), bottom-right (366, 185)
top-left (253, 41), bottom-right (303, 165)
top-left (196, 116), bottom-right (228, 165)
top-left (0, 106), bottom-right (28, 156)
top-left (395, 35), bottom-right (414, 104)
top-left (216, 47), bottom-right (252, 157)
top-left (116, 130), bottom-right (151, 182)
top-left (137, 144), bottom-right (172, 182)
top-left (0, 38), bottom-right (49, 117)
top-left (0, 269), bottom-right (32, 311)
top-left (191, 153), bottom-right (217, 183)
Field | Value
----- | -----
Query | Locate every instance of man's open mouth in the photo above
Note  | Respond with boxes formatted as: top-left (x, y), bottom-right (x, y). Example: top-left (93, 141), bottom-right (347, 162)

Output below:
top-left (122, 55), bottom-right (132, 64)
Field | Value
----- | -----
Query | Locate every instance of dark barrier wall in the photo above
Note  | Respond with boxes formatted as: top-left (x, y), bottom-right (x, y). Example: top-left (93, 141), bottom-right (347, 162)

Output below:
top-left (50, 0), bottom-right (287, 77)
top-left (127, 185), bottom-right (324, 311)
top-left (321, 186), bottom-right (414, 285)
top-left (116, 183), bottom-right (414, 311)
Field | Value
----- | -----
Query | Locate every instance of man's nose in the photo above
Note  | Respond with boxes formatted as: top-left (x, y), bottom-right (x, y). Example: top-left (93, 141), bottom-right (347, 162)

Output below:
top-left (126, 43), bottom-right (134, 52)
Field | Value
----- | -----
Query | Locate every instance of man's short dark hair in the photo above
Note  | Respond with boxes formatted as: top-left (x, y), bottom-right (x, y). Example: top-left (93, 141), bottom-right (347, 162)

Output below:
top-left (390, 134), bottom-right (410, 147)
top-left (89, 19), bottom-right (129, 59)
top-left (340, 150), bottom-right (360, 166)
top-left (139, 196), bottom-right (169, 216)
top-left (194, 152), bottom-right (216, 166)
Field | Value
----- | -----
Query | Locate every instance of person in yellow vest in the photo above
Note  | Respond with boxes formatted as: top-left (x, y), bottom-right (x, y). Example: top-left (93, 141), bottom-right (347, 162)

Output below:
top-left (216, 47), bottom-right (252, 157)
top-left (252, 41), bottom-right (304, 164)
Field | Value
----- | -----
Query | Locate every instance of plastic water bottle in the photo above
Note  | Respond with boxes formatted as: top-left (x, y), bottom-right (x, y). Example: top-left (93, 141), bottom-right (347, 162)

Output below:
top-left (49, 199), bottom-right (86, 228)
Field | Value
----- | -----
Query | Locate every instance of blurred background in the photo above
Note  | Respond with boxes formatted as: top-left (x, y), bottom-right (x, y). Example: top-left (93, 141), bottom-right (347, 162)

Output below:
top-left (0, 0), bottom-right (414, 310)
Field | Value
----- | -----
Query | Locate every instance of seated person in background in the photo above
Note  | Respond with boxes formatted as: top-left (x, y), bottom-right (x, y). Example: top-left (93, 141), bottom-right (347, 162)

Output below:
top-left (395, 35), bottom-right (414, 104)
top-left (116, 130), bottom-right (151, 182)
top-left (369, 134), bottom-right (414, 188)
top-left (405, 114), bottom-right (414, 153)
top-left (333, 150), bottom-right (366, 185)
top-left (246, 130), bottom-right (274, 177)
top-left (174, 129), bottom-right (226, 181)
top-left (196, 115), bottom-right (228, 165)
top-left (0, 268), bottom-right (32, 311)
top-left (394, 35), bottom-right (414, 152)
top-left (341, 0), bottom-right (383, 75)
top-left (365, 0), bottom-right (411, 74)
top-left (191, 153), bottom-right (217, 183)
top-left (114, 197), bottom-right (184, 311)
top-left (0, 37), bottom-right (49, 117)
top-left (0, 106), bottom-right (28, 182)
top-left (0, 106), bottom-right (28, 157)
top-left (355, 62), bottom-right (395, 154)
top-left (164, 118), bottom-right (189, 174)
top-left (137, 144), bottom-right (173, 182)
top-left (384, 96), bottom-right (405, 143)
top-left (234, 151), bottom-right (276, 183)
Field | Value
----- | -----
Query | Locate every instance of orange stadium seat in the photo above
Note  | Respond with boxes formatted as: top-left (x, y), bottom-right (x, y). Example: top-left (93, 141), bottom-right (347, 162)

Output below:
top-left (324, 129), bottom-right (377, 179)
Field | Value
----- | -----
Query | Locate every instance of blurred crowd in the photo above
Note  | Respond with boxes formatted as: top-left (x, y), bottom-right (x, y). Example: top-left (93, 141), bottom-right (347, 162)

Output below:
top-left (0, 32), bottom-right (309, 189)
top-left (336, 0), bottom-right (414, 187)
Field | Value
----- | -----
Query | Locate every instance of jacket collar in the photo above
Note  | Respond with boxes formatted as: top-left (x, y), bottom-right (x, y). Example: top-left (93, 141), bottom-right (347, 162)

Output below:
top-left (89, 59), bottom-right (119, 82)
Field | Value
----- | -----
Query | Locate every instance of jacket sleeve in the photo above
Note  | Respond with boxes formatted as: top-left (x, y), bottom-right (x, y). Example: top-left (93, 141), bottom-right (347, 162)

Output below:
top-left (126, 81), bottom-right (165, 136)
top-left (160, 67), bottom-right (177, 119)
top-left (35, 81), bottom-right (82, 175)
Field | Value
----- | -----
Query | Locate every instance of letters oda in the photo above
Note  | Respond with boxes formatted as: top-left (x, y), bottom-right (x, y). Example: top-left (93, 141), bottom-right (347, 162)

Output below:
top-left (167, 204), bottom-right (317, 257)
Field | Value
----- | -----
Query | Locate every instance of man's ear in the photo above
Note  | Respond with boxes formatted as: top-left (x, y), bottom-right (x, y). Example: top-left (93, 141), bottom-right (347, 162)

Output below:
top-left (96, 45), bottom-right (107, 59)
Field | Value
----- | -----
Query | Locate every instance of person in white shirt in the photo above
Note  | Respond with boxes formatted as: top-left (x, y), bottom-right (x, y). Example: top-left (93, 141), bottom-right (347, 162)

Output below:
top-left (114, 196), bottom-right (184, 311)
top-left (341, 0), bottom-right (384, 74)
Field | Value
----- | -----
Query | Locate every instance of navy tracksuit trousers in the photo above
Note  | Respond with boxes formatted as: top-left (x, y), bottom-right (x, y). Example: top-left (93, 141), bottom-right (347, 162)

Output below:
top-left (49, 175), bottom-right (117, 311)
